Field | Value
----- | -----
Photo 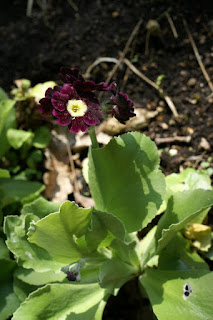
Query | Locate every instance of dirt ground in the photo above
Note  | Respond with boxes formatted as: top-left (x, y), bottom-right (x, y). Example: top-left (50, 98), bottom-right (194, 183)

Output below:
top-left (1, 0), bottom-right (213, 319)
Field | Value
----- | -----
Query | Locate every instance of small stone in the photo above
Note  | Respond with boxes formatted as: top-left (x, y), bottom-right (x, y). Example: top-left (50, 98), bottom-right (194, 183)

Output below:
top-left (159, 100), bottom-right (165, 107)
top-left (112, 11), bottom-right (119, 18)
top-left (168, 148), bottom-right (178, 156)
top-left (187, 78), bottom-right (196, 87)
top-left (180, 70), bottom-right (188, 77)
top-left (200, 137), bottom-right (211, 150)
top-left (160, 122), bottom-right (168, 130)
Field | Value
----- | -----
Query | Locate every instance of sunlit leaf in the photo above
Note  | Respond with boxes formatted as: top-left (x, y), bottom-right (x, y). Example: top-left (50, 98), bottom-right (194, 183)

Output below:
top-left (7, 128), bottom-right (34, 150)
top-left (89, 132), bottom-right (166, 232)
top-left (28, 201), bottom-right (93, 264)
top-left (0, 87), bottom-right (8, 101)
top-left (12, 283), bottom-right (105, 320)
top-left (4, 214), bottom-right (63, 272)
top-left (0, 99), bottom-right (16, 158)
top-left (140, 268), bottom-right (213, 320)
top-left (156, 189), bottom-right (213, 253)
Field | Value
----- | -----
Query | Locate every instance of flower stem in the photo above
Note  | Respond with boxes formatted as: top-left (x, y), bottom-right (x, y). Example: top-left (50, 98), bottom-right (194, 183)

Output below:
top-left (88, 126), bottom-right (99, 149)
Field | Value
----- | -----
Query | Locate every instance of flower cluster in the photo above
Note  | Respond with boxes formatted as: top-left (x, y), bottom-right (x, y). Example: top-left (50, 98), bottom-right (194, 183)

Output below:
top-left (38, 67), bottom-right (135, 133)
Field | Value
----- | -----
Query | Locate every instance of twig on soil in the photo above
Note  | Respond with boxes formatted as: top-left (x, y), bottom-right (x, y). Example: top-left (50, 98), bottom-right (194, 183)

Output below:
top-left (84, 58), bottom-right (119, 78)
top-left (121, 37), bottom-right (138, 91)
top-left (165, 12), bottom-right (178, 38)
top-left (26, 0), bottom-right (34, 17)
top-left (155, 135), bottom-right (191, 144)
top-left (183, 19), bottom-right (213, 94)
top-left (67, 0), bottom-right (78, 12)
top-left (123, 58), bottom-right (179, 117)
top-left (85, 56), bottom-right (179, 117)
top-left (66, 140), bottom-right (79, 193)
top-left (97, 18), bottom-right (142, 101)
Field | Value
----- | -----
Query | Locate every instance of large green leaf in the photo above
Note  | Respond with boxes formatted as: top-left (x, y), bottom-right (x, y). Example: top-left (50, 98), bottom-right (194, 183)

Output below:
top-left (7, 128), bottom-right (34, 150)
top-left (0, 282), bottom-right (20, 320)
top-left (88, 132), bottom-right (166, 232)
top-left (13, 277), bottom-right (38, 303)
top-left (28, 201), bottom-right (92, 264)
top-left (0, 99), bottom-right (16, 158)
top-left (166, 168), bottom-right (212, 193)
top-left (12, 283), bottom-right (105, 320)
top-left (0, 238), bottom-right (20, 320)
top-left (0, 178), bottom-right (44, 208)
top-left (15, 267), bottom-right (65, 286)
top-left (157, 168), bottom-right (212, 216)
top-left (4, 198), bottom-right (60, 274)
top-left (140, 268), bottom-right (213, 320)
top-left (4, 214), bottom-right (63, 272)
top-left (99, 258), bottom-right (139, 291)
top-left (156, 190), bottom-right (213, 253)
top-left (0, 87), bottom-right (8, 100)
top-left (85, 210), bottom-right (126, 251)
top-left (21, 197), bottom-right (61, 219)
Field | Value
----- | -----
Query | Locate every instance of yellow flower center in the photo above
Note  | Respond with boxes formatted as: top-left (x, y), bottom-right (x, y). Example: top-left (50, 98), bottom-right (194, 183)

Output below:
top-left (67, 99), bottom-right (87, 117)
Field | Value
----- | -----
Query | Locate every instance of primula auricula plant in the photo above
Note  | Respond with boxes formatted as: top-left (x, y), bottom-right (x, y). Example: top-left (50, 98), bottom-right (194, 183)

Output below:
top-left (3, 68), bottom-right (213, 320)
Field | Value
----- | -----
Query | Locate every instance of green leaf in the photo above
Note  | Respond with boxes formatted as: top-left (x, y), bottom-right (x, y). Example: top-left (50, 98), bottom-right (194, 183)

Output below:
top-left (158, 233), bottom-right (209, 270)
top-left (0, 87), bottom-right (8, 100)
top-left (4, 214), bottom-right (63, 272)
top-left (0, 169), bottom-right (10, 178)
top-left (0, 237), bottom-right (20, 320)
top-left (0, 282), bottom-right (20, 320)
top-left (15, 267), bottom-right (65, 286)
top-left (157, 168), bottom-right (212, 216)
top-left (140, 268), bottom-right (213, 320)
top-left (28, 201), bottom-right (92, 264)
top-left (156, 189), bottom-right (213, 253)
top-left (99, 258), bottom-right (139, 291)
top-left (30, 81), bottom-right (56, 101)
top-left (66, 302), bottom-right (102, 320)
top-left (0, 100), bottom-right (16, 158)
top-left (166, 168), bottom-right (212, 192)
top-left (110, 238), bottom-right (140, 267)
top-left (32, 126), bottom-right (51, 149)
top-left (21, 197), bottom-right (61, 219)
top-left (12, 283), bottom-right (105, 320)
top-left (85, 210), bottom-right (126, 251)
top-left (13, 276), bottom-right (38, 303)
top-left (88, 132), bottom-right (166, 232)
top-left (0, 178), bottom-right (44, 208)
top-left (7, 128), bottom-right (34, 150)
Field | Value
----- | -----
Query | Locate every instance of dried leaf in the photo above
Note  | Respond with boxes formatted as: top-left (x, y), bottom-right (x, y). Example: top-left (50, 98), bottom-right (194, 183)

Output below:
top-left (184, 223), bottom-right (212, 252)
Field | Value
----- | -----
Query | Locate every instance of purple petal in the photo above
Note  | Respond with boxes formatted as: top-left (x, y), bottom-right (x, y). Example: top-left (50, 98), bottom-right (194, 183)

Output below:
top-left (83, 109), bottom-right (102, 125)
top-left (52, 109), bottom-right (72, 126)
top-left (60, 84), bottom-right (77, 99)
top-left (38, 98), bottom-right (53, 116)
top-left (69, 117), bottom-right (89, 133)
top-left (59, 67), bottom-right (84, 84)
top-left (73, 80), bottom-right (109, 93)
top-left (51, 99), bottom-right (66, 111)
top-left (110, 92), bottom-right (135, 123)
top-left (52, 91), bottom-right (69, 101)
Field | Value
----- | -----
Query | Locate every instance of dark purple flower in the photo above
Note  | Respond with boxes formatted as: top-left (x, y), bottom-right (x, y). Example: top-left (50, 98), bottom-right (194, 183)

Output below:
top-left (109, 82), bottom-right (135, 123)
top-left (38, 67), bottom-right (106, 133)
top-left (38, 67), bottom-right (135, 132)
